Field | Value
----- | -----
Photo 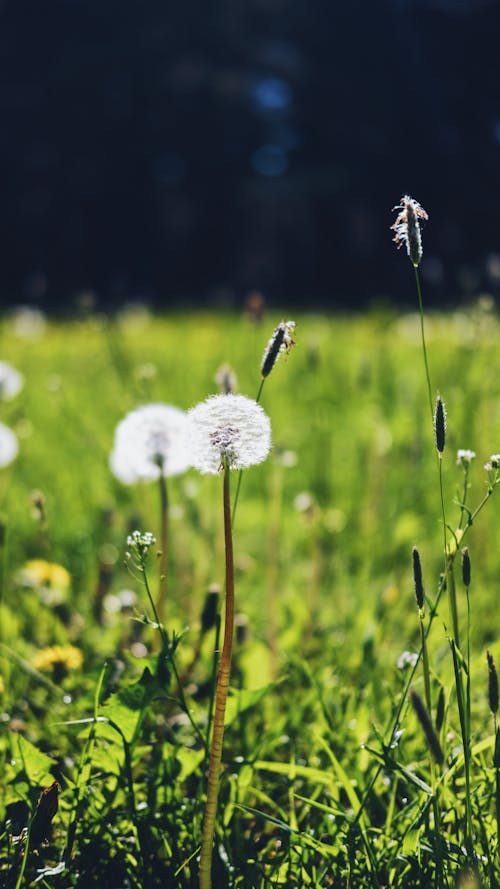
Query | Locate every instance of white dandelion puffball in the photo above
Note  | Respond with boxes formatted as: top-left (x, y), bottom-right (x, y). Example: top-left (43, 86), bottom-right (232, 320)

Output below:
top-left (187, 394), bottom-right (271, 475)
top-left (110, 404), bottom-right (191, 483)
top-left (0, 424), bottom-right (18, 468)
top-left (0, 362), bottom-right (23, 399)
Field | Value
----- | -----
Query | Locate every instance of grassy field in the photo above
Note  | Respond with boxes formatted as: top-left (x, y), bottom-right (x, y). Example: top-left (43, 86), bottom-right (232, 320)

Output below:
top-left (1, 302), bottom-right (500, 888)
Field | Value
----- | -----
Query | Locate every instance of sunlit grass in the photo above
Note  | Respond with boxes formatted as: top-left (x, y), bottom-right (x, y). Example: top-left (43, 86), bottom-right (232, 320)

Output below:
top-left (1, 301), bottom-right (500, 887)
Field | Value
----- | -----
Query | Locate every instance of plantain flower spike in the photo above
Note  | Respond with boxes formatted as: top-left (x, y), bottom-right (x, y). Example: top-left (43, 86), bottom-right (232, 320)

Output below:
top-left (391, 195), bottom-right (428, 268)
top-left (261, 320), bottom-right (296, 379)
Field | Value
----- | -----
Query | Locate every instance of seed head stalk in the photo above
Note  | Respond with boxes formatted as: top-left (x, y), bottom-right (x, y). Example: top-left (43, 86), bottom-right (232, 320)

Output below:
top-left (232, 378), bottom-right (265, 526)
top-left (157, 470), bottom-right (169, 625)
top-left (414, 265), bottom-right (434, 422)
top-left (199, 463), bottom-right (234, 889)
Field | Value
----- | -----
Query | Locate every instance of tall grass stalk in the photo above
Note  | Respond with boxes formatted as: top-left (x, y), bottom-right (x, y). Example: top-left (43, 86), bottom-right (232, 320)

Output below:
top-left (157, 471), bottom-right (169, 624)
top-left (199, 464), bottom-right (234, 889)
top-left (232, 378), bottom-right (265, 526)
top-left (414, 266), bottom-right (434, 422)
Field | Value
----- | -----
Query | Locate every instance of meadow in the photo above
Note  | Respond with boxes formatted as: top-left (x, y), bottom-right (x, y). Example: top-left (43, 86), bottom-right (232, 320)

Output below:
top-left (1, 300), bottom-right (500, 888)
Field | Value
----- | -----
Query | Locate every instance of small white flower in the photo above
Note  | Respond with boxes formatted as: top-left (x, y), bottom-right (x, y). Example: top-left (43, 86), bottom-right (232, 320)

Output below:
top-left (0, 424), bottom-right (18, 467)
top-left (110, 404), bottom-right (191, 483)
top-left (126, 530), bottom-right (156, 560)
top-left (187, 394), bottom-right (271, 475)
top-left (0, 362), bottom-right (23, 400)
top-left (397, 650), bottom-right (418, 670)
top-left (456, 449), bottom-right (476, 466)
top-left (485, 454), bottom-right (500, 471)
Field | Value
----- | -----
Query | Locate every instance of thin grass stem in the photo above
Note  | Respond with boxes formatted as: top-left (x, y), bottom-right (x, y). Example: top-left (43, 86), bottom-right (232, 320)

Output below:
top-left (157, 471), bottom-right (169, 625)
top-left (414, 265), bottom-right (434, 421)
top-left (231, 378), bottom-right (265, 526)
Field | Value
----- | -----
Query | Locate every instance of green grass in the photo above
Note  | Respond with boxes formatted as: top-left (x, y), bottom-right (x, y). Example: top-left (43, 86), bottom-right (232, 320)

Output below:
top-left (1, 302), bottom-right (500, 887)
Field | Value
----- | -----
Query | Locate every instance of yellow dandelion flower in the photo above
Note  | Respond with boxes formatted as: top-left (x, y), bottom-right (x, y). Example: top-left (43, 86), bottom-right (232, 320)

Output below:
top-left (18, 560), bottom-right (71, 604)
top-left (0, 675), bottom-right (4, 694)
top-left (32, 645), bottom-right (83, 681)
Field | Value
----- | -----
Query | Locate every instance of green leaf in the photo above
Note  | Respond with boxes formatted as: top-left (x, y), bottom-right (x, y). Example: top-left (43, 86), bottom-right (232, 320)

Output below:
top-left (99, 667), bottom-right (155, 743)
top-left (224, 684), bottom-right (275, 727)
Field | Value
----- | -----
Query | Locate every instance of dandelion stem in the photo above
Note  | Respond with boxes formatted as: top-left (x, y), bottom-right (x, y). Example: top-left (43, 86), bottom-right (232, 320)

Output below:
top-left (199, 464), bottom-right (234, 889)
top-left (157, 471), bottom-right (169, 624)
top-left (414, 265), bottom-right (434, 421)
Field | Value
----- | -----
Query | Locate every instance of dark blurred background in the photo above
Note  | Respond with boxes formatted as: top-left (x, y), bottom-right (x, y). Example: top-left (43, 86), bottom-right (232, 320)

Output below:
top-left (1, 0), bottom-right (500, 312)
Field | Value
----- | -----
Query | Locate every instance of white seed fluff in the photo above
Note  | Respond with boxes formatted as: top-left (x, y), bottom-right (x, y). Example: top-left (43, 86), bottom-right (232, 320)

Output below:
top-left (0, 423), bottom-right (18, 468)
top-left (187, 394), bottom-right (271, 475)
top-left (110, 403), bottom-right (191, 483)
top-left (0, 362), bottom-right (23, 399)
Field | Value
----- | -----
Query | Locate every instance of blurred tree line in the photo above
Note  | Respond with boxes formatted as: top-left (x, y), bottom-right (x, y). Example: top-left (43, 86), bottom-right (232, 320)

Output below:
top-left (1, 0), bottom-right (500, 310)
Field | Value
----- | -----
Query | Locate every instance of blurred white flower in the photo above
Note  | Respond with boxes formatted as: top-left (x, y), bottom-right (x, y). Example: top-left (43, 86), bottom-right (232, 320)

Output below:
top-left (10, 305), bottom-right (46, 340)
top-left (0, 424), bottom-right (18, 467)
top-left (397, 650), bottom-right (418, 670)
top-left (110, 404), bottom-right (191, 483)
top-left (485, 454), bottom-right (500, 471)
top-left (456, 449), bottom-right (476, 466)
top-left (187, 394), bottom-right (271, 475)
top-left (0, 362), bottom-right (23, 400)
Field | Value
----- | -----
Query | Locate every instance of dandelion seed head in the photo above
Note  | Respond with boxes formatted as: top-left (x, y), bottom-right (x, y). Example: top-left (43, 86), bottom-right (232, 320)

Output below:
top-left (187, 394), bottom-right (271, 475)
top-left (0, 362), bottom-right (23, 400)
top-left (0, 424), bottom-right (18, 468)
top-left (110, 404), bottom-right (190, 483)
top-left (391, 195), bottom-right (428, 267)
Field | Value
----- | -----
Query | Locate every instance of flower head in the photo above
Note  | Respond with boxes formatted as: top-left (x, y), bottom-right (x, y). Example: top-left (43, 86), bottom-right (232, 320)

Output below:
top-left (0, 362), bottom-right (23, 399)
top-left (187, 394), bottom-right (271, 475)
top-left (18, 559), bottom-right (71, 604)
top-left (457, 449), bottom-right (476, 466)
top-left (485, 454), bottom-right (500, 471)
top-left (32, 644), bottom-right (83, 675)
top-left (0, 423), bottom-right (18, 468)
top-left (391, 195), bottom-right (428, 267)
top-left (261, 320), bottom-right (296, 378)
top-left (215, 364), bottom-right (237, 394)
top-left (434, 395), bottom-right (446, 455)
top-left (110, 404), bottom-right (190, 483)
top-left (126, 529), bottom-right (157, 562)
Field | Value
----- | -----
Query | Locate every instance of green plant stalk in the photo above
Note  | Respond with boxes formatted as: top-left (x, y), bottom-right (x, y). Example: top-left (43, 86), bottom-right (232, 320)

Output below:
top-left (64, 663), bottom-right (107, 862)
top-left (420, 611), bottom-right (442, 884)
top-left (437, 453), bottom-right (460, 647)
top-left (451, 640), bottom-right (472, 850)
top-left (465, 579), bottom-right (471, 795)
top-left (420, 614), bottom-right (432, 717)
top-left (199, 464), bottom-right (235, 889)
top-left (142, 554), bottom-right (206, 748)
top-left (356, 479), bottom-right (500, 824)
top-left (495, 727), bottom-right (500, 855)
top-left (232, 378), bottom-right (265, 525)
top-left (157, 471), bottom-right (169, 625)
top-left (459, 464), bottom-right (470, 530)
top-left (414, 265), bottom-right (434, 421)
